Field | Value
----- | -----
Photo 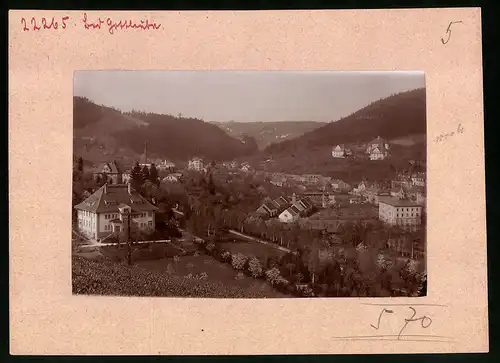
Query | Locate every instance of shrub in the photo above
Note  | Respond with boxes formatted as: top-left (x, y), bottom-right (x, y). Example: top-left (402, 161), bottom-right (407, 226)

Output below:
top-left (376, 253), bottom-right (387, 269)
top-left (231, 253), bottom-right (248, 270)
top-left (185, 262), bottom-right (195, 269)
top-left (197, 272), bottom-right (208, 280)
top-left (234, 272), bottom-right (245, 280)
top-left (166, 263), bottom-right (175, 276)
top-left (265, 267), bottom-right (281, 285)
top-left (248, 257), bottom-right (263, 278)
top-left (206, 242), bottom-right (216, 252)
top-left (296, 284), bottom-right (315, 297)
top-left (221, 251), bottom-right (232, 262)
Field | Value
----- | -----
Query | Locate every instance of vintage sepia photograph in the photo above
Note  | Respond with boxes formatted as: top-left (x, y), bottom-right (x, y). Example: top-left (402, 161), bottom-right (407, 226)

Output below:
top-left (72, 70), bottom-right (427, 298)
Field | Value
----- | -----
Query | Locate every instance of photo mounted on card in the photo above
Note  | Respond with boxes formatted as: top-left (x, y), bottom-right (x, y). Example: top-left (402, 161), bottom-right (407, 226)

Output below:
top-left (9, 8), bottom-right (487, 355)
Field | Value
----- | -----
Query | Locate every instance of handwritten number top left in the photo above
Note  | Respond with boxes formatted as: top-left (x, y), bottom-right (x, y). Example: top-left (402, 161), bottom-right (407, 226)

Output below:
top-left (21, 16), bottom-right (70, 31)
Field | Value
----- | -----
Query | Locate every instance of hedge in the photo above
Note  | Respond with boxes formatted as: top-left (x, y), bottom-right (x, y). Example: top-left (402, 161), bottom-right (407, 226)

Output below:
top-left (72, 256), bottom-right (275, 298)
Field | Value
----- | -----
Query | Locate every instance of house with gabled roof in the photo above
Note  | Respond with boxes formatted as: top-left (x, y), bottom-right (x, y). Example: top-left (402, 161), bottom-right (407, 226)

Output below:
top-left (93, 160), bottom-right (129, 184)
top-left (187, 157), bottom-right (204, 172)
top-left (74, 183), bottom-right (158, 240)
top-left (278, 204), bottom-right (301, 223)
top-left (332, 144), bottom-right (347, 158)
top-left (274, 196), bottom-right (290, 209)
top-left (366, 136), bottom-right (390, 160)
top-left (256, 199), bottom-right (280, 218)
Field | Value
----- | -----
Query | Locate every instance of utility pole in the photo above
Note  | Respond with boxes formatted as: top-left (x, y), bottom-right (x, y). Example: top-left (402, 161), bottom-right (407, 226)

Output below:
top-left (127, 211), bottom-right (132, 265)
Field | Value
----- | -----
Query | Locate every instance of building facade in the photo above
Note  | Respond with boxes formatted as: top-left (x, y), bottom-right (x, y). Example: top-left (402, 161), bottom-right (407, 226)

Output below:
top-left (366, 136), bottom-right (390, 160)
top-left (378, 196), bottom-right (423, 230)
top-left (332, 144), bottom-right (346, 158)
top-left (93, 161), bottom-right (129, 184)
top-left (74, 183), bottom-right (158, 240)
top-left (187, 157), bottom-right (204, 172)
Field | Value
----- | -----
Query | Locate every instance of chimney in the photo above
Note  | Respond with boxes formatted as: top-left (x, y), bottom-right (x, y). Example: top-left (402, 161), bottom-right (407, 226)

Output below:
top-left (104, 183), bottom-right (107, 194)
top-left (128, 182), bottom-right (131, 194)
top-left (292, 192), bottom-right (297, 205)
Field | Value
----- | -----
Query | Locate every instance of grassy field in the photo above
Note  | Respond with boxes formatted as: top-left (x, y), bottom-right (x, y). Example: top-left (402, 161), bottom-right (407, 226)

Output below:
top-left (219, 240), bottom-right (287, 262)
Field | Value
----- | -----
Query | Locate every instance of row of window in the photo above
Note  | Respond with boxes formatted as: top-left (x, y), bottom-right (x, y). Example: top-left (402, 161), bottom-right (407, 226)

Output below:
top-left (104, 224), bottom-right (121, 231)
top-left (104, 213), bottom-right (119, 220)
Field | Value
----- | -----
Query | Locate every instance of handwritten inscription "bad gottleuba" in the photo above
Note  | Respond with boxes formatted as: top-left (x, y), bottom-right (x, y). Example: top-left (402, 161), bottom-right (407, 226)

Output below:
top-left (434, 123), bottom-right (464, 143)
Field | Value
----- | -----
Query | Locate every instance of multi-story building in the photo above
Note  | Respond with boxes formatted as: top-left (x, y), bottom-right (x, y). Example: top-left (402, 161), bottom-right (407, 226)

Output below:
top-left (74, 183), bottom-right (158, 240)
top-left (411, 172), bottom-right (426, 187)
top-left (378, 196), bottom-right (423, 230)
top-left (187, 157), bottom-right (204, 172)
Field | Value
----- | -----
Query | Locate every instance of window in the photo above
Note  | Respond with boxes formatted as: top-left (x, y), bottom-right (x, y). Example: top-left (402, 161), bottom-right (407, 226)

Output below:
top-left (148, 221), bottom-right (152, 227)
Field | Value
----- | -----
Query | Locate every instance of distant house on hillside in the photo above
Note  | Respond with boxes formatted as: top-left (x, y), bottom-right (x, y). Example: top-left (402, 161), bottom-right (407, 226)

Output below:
top-left (93, 160), bottom-right (130, 184)
top-left (158, 160), bottom-right (176, 172)
top-left (240, 162), bottom-right (253, 173)
top-left (411, 172), bottom-right (426, 187)
top-left (366, 136), bottom-right (390, 160)
top-left (332, 144), bottom-right (347, 158)
top-left (74, 183), bottom-right (158, 240)
top-left (187, 157), bottom-right (204, 172)
top-left (331, 144), bottom-right (353, 158)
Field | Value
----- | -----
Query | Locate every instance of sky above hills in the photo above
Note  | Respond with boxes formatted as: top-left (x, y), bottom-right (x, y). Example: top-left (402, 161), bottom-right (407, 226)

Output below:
top-left (74, 70), bottom-right (425, 123)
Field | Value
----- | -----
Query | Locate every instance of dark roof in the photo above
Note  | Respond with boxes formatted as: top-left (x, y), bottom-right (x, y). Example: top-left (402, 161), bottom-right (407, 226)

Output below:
top-left (378, 196), bottom-right (422, 207)
top-left (289, 205), bottom-right (301, 215)
top-left (264, 200), bottom-right (279, 211)
top-left (74, 184), bottom-right (159, 213)
top-left (94, 160), bottom-right (124, 174)
top-left (274, 196), bottom-right (290, 207)
top-left (300, 197), bottom-right (314, 209)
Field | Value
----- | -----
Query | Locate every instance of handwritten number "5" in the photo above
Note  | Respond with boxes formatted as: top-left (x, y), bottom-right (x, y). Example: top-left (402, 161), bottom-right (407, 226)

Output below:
top-left (371, 308), bottom-right (394, 330)
top-left (441, 21), bottom-right (463, 44)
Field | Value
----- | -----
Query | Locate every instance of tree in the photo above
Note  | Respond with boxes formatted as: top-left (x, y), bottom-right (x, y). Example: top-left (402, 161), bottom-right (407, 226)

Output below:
top-left (141, 165), bottom-right (150, 183)
top-left (149, 163), bottom-right (159, 185)
top-left (77, 157), bottom-right (84, 172)
top-left (130, 162), bottom-right (143, 190)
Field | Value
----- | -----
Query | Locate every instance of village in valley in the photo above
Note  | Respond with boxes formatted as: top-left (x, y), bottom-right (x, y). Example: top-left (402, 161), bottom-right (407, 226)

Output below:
top-left (72, 71), bottom-right (427, 298)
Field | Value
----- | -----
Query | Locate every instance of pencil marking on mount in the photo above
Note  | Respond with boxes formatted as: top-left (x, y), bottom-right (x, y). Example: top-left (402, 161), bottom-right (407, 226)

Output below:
top-left (441, 21), bottom-right (464, 45)
top-left (434, 123), bottom-right (464, 143)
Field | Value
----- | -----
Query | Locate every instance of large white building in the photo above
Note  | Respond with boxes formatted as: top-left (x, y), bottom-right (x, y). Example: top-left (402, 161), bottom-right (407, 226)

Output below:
top-left (378, 196), bottom-right (423, 230)
top-left (74, 183), bottom-right (158, 240)
top-left (187, 157), bottom-right (204, 172)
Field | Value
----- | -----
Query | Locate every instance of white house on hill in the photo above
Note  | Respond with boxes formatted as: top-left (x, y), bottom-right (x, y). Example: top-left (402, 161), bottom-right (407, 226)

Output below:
top-left (74, 183), bottom-right (158, 240)
top-left (332, 144), bottom-right (346, 158)
top-left (187, 157), bottom-right (204, 172)
top-left (366, 136), bottom-right (390, 160)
